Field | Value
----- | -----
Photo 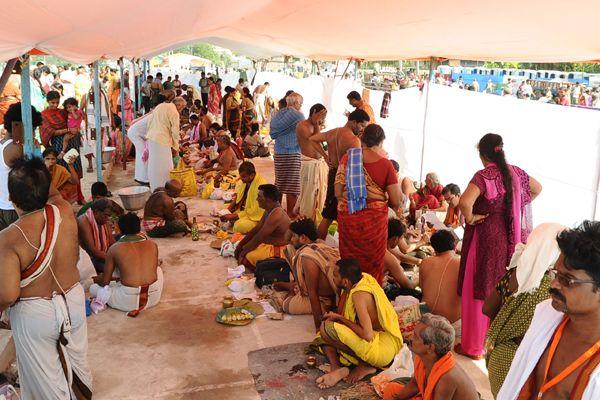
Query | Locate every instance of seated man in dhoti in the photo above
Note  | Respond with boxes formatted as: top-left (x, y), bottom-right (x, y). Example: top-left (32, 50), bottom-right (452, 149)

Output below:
top-left (143, 179), bottom-right (190, 238)
top-left (90, 212), bottom-right (163, 316)
top-left (283, 218), bottom-right (339, 331)
top-left (78, 198), bottom-right (116, 273)
top-left (220, 161), bottom-right (266, 234)
top-left (316, 259), bottom-right (403, 389)
top-left (195, 134), bottom-right (239, 190)
top-left (382, 314), bottom-right (478, 400)
top-left (409, 172), bottom-right (447, 220)
top-left (235, 184), bottom-right (290, 271)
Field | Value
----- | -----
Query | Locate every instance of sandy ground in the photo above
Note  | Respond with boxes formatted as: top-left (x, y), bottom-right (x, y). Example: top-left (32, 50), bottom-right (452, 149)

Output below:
top-left (84, 158), bottom-right (493, 399)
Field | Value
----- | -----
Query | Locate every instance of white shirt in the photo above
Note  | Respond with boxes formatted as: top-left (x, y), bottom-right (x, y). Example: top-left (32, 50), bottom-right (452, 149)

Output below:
top-left (0, 140), bottom-right (14, 210)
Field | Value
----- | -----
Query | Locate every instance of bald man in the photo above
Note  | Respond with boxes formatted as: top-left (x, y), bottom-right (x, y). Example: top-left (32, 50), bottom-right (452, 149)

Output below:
top-left (142, 179), bottom-right (190, 237)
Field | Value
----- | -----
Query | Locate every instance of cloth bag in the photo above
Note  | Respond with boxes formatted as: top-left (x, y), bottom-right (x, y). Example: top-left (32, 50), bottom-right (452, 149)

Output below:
top-left (169, 162), bottom-right (197, 197)
top-left (255, 258), bottom-right (291, 288)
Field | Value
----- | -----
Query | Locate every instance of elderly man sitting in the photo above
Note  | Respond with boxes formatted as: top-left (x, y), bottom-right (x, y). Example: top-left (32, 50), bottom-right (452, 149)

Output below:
top-left (143, 179), bottom-right (190, 237)
top-left (383, 314), bottom-right (478, 400)
top-left (410, 172), bottom-right (446, 219)
top-left (78, 198), bottom-right (115, 273)
top-left (90, 213), bottom-right (163, 316)
top-left (220, 161), bottom-right (265, 233)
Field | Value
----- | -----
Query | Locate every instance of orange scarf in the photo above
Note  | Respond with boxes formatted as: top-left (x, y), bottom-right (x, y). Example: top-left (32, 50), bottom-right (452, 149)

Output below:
top-left (414, 352), bottom-right (456, 400)
top-left (518, 317), bottom-right (600, 400)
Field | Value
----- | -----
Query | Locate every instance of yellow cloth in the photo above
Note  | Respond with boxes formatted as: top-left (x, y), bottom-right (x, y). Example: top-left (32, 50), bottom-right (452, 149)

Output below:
top-left (146, 102), bottom-right (180, 151)
top-left (232, 217), bottom-right (258, 234)
top-left (233, 173), bottom-right (266, 233)
top-left (331, 273), bottom-right (403, 368)
top-left (245, 243), bottom-right (282, 267)
top-left (50, 164), bottom-right (72, 189)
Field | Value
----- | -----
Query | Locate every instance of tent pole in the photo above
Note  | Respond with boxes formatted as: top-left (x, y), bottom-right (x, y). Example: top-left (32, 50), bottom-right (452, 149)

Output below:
top-left (418, 57), bottom-right (436, 182)
top-left (136, 59), bottom-right (142, 115)
top-left (129, 59), bottom-right (136, 116)
top-left (399, 60), bottom-right (403, 73)
top-left (119, 58), bottom-right (127, 170)
top-left (0, 58), bottom-right (18, 95)
top-left (20, 55), bottom-right (34, 157)
top-left (341, 58), bottom-right (352, 79)
top-left (93, 61), bottom-right (103, 182)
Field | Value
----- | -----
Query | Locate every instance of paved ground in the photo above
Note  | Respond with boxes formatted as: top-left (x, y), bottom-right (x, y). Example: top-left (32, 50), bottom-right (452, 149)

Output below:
top-left (85, 158), bottom-right (493, 400)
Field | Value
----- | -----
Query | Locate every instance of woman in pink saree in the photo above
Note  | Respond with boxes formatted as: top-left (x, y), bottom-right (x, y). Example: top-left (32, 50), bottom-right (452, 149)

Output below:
top-left (456, 133), bottom-right (542, 359)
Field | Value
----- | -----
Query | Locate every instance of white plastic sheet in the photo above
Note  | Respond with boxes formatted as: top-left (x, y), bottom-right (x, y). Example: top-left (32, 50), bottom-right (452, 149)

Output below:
top-left (381, 84), bottom-right (600, 226)
top-left (163, 68), bottom-right (600, 226)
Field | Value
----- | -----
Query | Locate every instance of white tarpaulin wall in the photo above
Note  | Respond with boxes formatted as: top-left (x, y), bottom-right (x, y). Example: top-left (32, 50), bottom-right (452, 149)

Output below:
top-left (2, 0), bottom-right (600, 63)
top-left (161, 67), bottom-right (600, 226)
top-left (375, 85), bottom-right (600, 227)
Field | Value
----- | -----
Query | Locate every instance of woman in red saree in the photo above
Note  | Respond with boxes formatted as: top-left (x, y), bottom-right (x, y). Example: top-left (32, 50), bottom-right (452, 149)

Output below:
top-left (41, 90), bottom-right (84, 203)
top-left (335, 124), bottom-right (403, 285)
top-left (456, 133), bottom-right (542, 359)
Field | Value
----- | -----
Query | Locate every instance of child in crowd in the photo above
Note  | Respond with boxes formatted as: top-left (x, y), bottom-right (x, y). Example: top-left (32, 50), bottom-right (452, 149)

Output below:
top-left (242, 123), bottom-right (269, 158)
top-left (60, 97), bottom-right (83, 159)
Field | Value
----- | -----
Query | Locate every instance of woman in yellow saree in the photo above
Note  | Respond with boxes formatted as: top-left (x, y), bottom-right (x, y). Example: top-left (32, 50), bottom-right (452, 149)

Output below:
top-left (43, 148), bottom-right (79, 204)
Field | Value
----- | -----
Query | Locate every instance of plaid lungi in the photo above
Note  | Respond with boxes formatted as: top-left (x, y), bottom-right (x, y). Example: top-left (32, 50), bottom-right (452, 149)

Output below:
top-left (274, 153), bottom-right (301, 196)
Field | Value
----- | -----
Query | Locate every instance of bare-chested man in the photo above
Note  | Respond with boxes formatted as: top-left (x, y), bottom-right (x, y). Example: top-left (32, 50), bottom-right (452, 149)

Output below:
top-left (90, 212), bottom-right (163, 314)
top-left (253, 81), bottom-right (270, 125)
top-left (235, 184), bottom-right (290, 271)
top-left (295, 104), bottom-right (329, 220)
top-left (309, 109), bottom-right (370, 238)
top-left (0, 157), bottom-right (92, 398)
top-left (78, 198), bottom-right (116, 273)
top-left (419, 230), bottom-right (461, 333)
top-left (143, 179), bottom-right (189, 238)
top-left (384, 218), bottom-right (418, 293)
top-left (317, 259), bottom-right (403, 389)
top-left (195, 134), bottom-right (239, 188)
top-left (383, 314), bottom-right (478, 400)
top-left (282, 218), bottom-right (339, 330)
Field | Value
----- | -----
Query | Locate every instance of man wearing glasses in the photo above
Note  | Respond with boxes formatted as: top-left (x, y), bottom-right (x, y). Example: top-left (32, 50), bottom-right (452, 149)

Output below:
top-left (497, 221), bottom-right (600, 400)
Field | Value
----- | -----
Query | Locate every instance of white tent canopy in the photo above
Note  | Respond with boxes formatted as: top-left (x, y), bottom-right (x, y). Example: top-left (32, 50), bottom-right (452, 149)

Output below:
top-left (2, 0), bottom-right (600, 63)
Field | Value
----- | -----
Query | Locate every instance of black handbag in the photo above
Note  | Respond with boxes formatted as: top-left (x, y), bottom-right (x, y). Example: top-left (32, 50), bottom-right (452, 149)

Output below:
top-left (255, 258), bottom-right (291, 288)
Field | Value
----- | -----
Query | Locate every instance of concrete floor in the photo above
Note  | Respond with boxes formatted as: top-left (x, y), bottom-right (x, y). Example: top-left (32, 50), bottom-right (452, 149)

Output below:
top-left (86, 158), bottom-right (493, 400)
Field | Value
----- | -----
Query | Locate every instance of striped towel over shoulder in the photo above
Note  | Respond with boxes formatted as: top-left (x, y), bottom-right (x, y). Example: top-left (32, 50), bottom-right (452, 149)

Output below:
top-left (345, 148), bottom-right (367, 214)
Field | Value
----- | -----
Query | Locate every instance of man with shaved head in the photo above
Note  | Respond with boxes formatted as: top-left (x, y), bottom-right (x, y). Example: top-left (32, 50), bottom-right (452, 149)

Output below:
top-left (142, 179), bottom-right (190, 237)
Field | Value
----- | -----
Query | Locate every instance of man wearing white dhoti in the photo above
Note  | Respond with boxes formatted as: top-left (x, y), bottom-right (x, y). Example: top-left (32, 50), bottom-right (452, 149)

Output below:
top-left (90, 213), bottom-right (163, 316)
top-left (0, 157), bottom-right (92, 399)
top-left (145, 96), bottom-right (185, 191)
top-left (497, 221), bottom-right (600, 400)
top-left (127, 113), bottom-right (152, 185)
top-left (295, 104), bottom-right (328, 220)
